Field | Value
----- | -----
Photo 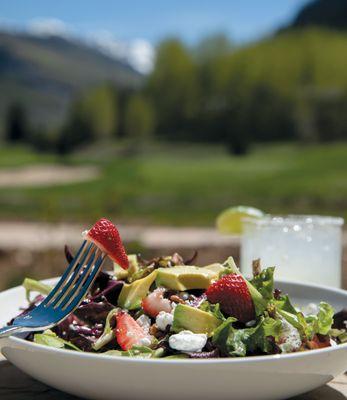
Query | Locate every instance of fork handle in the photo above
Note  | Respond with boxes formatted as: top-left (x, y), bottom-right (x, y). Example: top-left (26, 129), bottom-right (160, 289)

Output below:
top-left (0, 325), bottom-right (26, 339)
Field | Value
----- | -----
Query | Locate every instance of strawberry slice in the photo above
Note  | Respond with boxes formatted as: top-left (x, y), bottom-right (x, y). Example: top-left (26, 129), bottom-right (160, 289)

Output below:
top-left (115, 312), bottom-right (149, 350)
top-left (141, 288), bottom-right (172, 318)
top-left (206, 274), bottom-right (255, 323)
top-left (86, 218), bottom-right (128, 269)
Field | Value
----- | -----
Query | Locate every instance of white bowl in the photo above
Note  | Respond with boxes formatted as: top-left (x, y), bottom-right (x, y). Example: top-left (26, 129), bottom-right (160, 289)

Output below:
top-left (0, 278), bottom-right (346, 400)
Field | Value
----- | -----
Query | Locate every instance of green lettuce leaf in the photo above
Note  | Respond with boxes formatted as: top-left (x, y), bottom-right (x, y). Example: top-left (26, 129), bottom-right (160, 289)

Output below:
top-left (22, 278), bottom-right (51, 302)
top-left (212, 317), bottom-right (250, 356)
top-left (34, 329), bottom-right (80, 351)
top-left (275, 294), bottom-right (298, 315)
top-left (93, 308), bottom-right (118, 351)
top-left (305, 302), bottom-right (334, 336)
top-left (329, 328), bottom-right (343, 338)
top-left (246, 316), bottom-right (282, 354)
top-left (199, 301), bottom-right (226, 321)
top-left (278, 309), bottom-right (304, 332)
top-left (212, 315), bottom-right (283, 357)
top-left (250, 267), bottom-right (275, 301)
top-left (163, 354), bottom-right (189, 359)
top-left (279, 302), bottom-right (334, 340)
top-left (104, 346), bottom-right (164, 358)
top-left (329, 328), bottom-right (347, 344)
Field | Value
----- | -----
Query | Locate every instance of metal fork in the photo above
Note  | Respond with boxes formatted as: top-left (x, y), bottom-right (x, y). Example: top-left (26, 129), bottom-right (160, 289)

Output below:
top-left (0, 240), bottom-right (105, 338)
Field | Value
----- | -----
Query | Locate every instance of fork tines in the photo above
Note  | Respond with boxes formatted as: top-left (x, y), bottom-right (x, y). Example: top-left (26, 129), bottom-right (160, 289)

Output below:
top-left (42, 240), bottom-right (105, 312)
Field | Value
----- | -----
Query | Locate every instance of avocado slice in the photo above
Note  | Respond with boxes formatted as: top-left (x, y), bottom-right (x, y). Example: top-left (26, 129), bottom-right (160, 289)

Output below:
top-left (172, 304), bottom-right (222, 336)
top-left (156, 265), bottom-right (222, 290)
top-left (114, 254), bottom-right (140, 281)
top-left (113, 263), bottom-right (128, 280)
top-left (203, 263), bottom-right (226, 275)
top-left (118, 270), bottom-right (158, 310)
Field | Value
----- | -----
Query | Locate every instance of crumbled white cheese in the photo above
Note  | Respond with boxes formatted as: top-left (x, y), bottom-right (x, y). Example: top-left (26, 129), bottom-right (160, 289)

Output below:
top-left (136, 314), bottom-right (151, 333)
top-left (279, 318), bottom-right (302, 354)
top-left (138, 336), bottom-right (152, 347)
top-left (169, 330), bottom-right (207, 353)
top-left (301, 303), bottom-right (319, 316)
top-left (245, 320), bottom-right (256, 327)
top-left (156, 311), bottom-right (174, 331)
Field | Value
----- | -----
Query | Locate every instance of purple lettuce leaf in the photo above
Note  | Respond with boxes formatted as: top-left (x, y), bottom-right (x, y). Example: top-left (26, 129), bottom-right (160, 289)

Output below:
top-left (53, 313), bottom-right (104, 352)
top-left (74, 301), bottom-right (114, 324)
top-left (188, 293), bottom-right (207, 308)
top-left (333, 308), bottom-right (347, 330)
top-left (90, 279), bottom-right (123, 306)
top-left (186, 348), bottom-right (220, 358)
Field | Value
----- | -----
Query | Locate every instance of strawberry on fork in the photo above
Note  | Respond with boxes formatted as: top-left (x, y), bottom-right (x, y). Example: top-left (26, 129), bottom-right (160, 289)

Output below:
top-left (86, 218), bottom-right (129, 270)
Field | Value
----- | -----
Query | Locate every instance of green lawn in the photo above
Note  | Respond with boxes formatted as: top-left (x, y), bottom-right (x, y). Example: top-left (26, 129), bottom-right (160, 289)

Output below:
top-left (0, 142), bottom-right (346, 225)
top-left (0, 145), bottom-right (58, 168)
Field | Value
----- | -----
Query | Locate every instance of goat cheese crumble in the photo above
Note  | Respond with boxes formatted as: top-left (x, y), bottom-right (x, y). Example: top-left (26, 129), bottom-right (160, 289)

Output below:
top-left (169, 330), bottom-right (207, 353)
top-left (138, 336), bottom-right (152, 347)
top-left (156, 311), bottom-right (174, 331)
top-left (279, 318), bottom-right (302, 354)
top-left (136, 314), bottom-right (151, 333)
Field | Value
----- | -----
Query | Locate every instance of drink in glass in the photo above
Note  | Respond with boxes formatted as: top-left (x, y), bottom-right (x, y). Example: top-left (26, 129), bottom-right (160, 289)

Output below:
top-left (241, 215), bottom-right (344, 287)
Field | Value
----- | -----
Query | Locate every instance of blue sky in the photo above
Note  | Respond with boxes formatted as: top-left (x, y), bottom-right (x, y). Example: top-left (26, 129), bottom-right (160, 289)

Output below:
top-left (0, 0), bottom-right (307, 44)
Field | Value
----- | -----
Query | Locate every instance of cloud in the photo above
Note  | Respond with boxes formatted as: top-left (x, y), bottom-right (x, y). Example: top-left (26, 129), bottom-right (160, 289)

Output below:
top-left (89, 31), bottom-right (155, 74)
top-left (127, 39), bottom-right (155, 75)
top-left (28, 18), bottom-right (70, 37)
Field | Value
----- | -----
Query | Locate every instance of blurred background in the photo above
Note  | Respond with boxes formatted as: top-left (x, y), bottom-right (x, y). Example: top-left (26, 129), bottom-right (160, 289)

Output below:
top-left (0, 0), bottom-right (346, 289)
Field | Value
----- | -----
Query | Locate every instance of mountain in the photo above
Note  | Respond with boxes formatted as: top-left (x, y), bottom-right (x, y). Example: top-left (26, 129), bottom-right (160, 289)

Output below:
top-left (288, 0), bottom-right (347, 31)
top-left (0, 31), bottom-right (143, 136)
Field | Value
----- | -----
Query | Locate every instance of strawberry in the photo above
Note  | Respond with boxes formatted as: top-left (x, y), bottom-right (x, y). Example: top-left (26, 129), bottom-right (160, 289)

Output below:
top-left (141, 288), bottom-right (172, 318)
top-left (86, 218), bottom-right (128, 269)
top-left (115, 312), bottom-right (149, 350)
top-left (206, 274), bottom-right (255, 323)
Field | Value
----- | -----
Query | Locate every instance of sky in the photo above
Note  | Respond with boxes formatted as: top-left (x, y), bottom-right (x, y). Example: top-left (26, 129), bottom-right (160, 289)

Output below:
top-left (0, 0), bottom-right (308, 73)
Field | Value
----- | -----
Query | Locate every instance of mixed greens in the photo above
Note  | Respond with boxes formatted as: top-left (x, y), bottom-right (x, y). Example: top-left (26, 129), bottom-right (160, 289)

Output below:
top-left (15, 249), bottom-right (347, 359)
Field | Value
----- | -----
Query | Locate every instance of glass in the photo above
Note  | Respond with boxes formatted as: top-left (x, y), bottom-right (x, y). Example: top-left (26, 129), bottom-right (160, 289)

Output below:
top-left (241, 215), bottom-right (344, 288)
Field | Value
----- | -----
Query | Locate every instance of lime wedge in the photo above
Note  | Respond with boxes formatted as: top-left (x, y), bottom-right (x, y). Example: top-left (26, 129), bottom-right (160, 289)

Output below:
top-left (216, 206), bottom-right (264, 234)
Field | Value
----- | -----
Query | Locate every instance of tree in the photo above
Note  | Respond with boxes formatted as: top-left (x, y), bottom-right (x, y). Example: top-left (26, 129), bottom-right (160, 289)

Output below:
top-left (246, 84), bottom-right (295, 142)
top-left (57, 99), bottom-right (95, 155)
top-left (225, 101), bottom-right (251, 156)
top-left (56, 84), bottom-right (119, 154)
top-left (124, 95), bottom-right (155, 143)
top-left (5, 103), bottom-right (28, 142)
top-left (194, 33), bottom-right (233, 62)
top-left (81, 85), bottom-right (118, 139)
top-left (147, 39), bottom-right (198, 139)
top-left (194, 35), bottom-right (235, 142)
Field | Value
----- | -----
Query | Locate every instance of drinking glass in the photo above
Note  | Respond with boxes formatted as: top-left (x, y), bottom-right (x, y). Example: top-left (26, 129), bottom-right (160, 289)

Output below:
top-left (241, 215), bottom-right (344, 287)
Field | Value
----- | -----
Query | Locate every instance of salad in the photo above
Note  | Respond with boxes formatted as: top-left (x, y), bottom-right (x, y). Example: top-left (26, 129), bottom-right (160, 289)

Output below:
top-left (11, 218), bottom-right (347, 359)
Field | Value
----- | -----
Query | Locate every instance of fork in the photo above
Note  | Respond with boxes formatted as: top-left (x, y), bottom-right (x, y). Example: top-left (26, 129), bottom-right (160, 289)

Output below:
top-left (0, 240), bottom-right (105, 338)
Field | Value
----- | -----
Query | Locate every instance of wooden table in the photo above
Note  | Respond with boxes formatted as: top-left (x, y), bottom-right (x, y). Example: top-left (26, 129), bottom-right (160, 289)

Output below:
top-left (0, 356), bottom-right (346, 399)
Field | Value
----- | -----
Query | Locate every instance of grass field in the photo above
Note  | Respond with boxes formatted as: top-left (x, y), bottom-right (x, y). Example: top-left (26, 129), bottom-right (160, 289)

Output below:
top-left (0, 142), bottom-right (346, 225)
